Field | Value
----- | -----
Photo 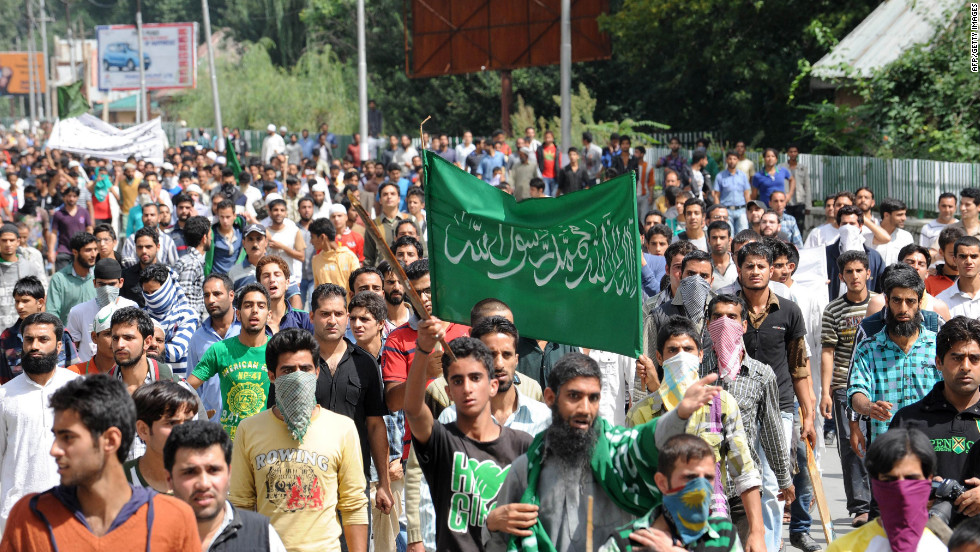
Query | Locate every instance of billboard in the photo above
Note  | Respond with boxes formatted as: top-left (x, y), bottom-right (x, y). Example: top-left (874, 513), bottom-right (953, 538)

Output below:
top-left (0, 52), bottom-right (46, 96)
top-left (407, 0), bottom-right (611, 78)
top-left (96, 22), bottom-right (197, 91)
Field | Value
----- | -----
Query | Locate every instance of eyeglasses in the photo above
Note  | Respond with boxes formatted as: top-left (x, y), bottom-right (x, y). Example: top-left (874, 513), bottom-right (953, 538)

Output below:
top-left (417, 288), bottom-right (432, 298)
top-left (95, 238), bottom-right (113, 244)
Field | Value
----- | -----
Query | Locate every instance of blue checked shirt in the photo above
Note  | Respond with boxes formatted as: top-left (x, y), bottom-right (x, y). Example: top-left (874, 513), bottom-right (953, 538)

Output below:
top-left (779, 212), bottom-right (803, 247)
top-left (847, 328), bottom-right (940, 441)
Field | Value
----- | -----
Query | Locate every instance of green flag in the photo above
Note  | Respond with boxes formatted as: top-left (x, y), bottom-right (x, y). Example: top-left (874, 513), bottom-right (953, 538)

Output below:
top-left (57, 81), bottom-right (88, 119)
top-left (226, 136), bottom-right (242, 178)
top-left (422, 150), bottom-right (642, 357)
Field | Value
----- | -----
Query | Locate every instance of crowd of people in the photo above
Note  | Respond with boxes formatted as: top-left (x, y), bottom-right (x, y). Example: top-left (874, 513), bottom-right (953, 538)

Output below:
top-left (0, 120), bottom-right (978, 552)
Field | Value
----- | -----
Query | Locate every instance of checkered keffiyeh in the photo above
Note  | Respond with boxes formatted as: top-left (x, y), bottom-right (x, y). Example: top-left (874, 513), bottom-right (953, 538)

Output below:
top-left (274, 370), bottom-right (318, 442)
top-left (708, 316), bottom-right (744, 383)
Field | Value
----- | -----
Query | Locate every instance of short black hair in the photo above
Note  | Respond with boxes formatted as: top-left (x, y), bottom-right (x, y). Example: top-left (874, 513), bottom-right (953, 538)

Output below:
top-left (309, 217), bottom-right (336, 241)
top-left (683, 197), bottom-right (706, 214)
top-left (235, 282), bottom-right (270, 310)
top-left (134, 226), bottom-right (160, 246)
top-left (949, 515), bottom-right (980, 550)
top-left (657, 315), bottom-right (702, 354)
top-left (311, 283), bottom-right (347, 313)
top-left (836, 205), bottom-right (865, 226)
top-left (266, 328), bottom-right (321, 375)
top-left (938, 192), bottom-right (956, 204)
top-left (936, 315), bottom-right (980, 364)
top-left (163, 421), bottom-right (232, 473)
top-left (865, 428), bottom-right (936, 480)
top-left (469, 298), bottom-right (512, 326)
top-left (680, 250), bottom-right (711, 274)
top-left (882, 264), bottom-right (925, 300)
top-left (348, 266), bottom-right (383, 294)
top-left (204, 272), bottom-right (233, 293)
top-left (93, 223), bottom-right (116, 241)
top-left (529, 178), bottom-right (545, 191)
top-left (954, 235), bottom-right (980, 257)
top-left (658, 434), bottom-right (715, 480)
top-left (647, 224), bottom-right (673, 242)
top-left (706, 220), bottom-right (731, 238)
top-left (898, 243), bottom-right (931, 265)
top-left (732, 229), bottom-right (761, 253)
top-left (132, 380), bottom-right (199, 430)
top-left (49, 374), bottom-right (137, 464)
top-left (737, 241), bottom-right (773, 267)
top-left (111, 306), bottom-right (154, 339)
top-left (393, 235), bottom-right (423, 258)
top-left (440, 336), bottom-right (495, 380)
top-left (961, 187), bottom-right (980, 204)
top-left (139, 263), bottom-right (171, 286)
top-left (939, 226), bottom-right (966, 250)
top-left (546, 351), bottom-right (602, 392)
top-left (879, 198), bottom-right (906, 216)
top-left (707, 294), bottom-right (747, 321)
top-left (405, 258), bottom-right (429, 281)
top-left (837, 250), bottom-right (869, 271)
top-left (664, 240), bottom-right (697, 267)
top-left (70, 231), bottom-right (97, 253)
top-left (183, 216), bottom-right (211, 249)
top-left (173, 192), bottom-right (195, 207)
top-left (13, 275), bottom-right (45, 300)
top-left (470, 315), bottom-right (519, 349)
top-left (348, 291), bottom-right (387, 323)
top-left (22, 312), bottom-right (64, 343)
top-left (215, 199), bottom-right (235, 213)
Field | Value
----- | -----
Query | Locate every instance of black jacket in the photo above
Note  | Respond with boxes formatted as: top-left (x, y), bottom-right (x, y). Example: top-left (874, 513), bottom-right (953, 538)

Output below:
top-left (209, 503), bottom-right (272, 552)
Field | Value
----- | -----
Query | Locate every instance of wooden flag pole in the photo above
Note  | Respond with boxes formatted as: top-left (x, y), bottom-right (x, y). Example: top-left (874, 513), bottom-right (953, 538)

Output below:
top-left (801, 408), bottom-right (835, 542)
top-left (586, 495), bottom-right (594, 552)
top-left (346, 190), bottom-right (456, 363)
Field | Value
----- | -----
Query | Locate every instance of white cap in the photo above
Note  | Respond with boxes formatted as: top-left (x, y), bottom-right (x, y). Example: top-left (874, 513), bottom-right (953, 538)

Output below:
top-left (161, 162), bottom-right (174, 172)
top-left (206, 151), bottom-right (217, 161)
top-left (267, 124), bottom-right (277, 132)
top-left (186, 184), bottom-right (204, 196)
top-left (194, 144), bottom-right (203, 151)
top-left (329, 204), bottom-right (347, 216)
top-left (216, 156), bottom-right (226, 165)
top-left (93, 303), bottom-right (122, 333)
top-left (279, 125), bottom-right (288, 132)
top-left (311, 182), bottom-right (328, 193)
top-left (68, 160), bottom-right (82, 168)
top-left (265, 193), bottom-right (284, 205)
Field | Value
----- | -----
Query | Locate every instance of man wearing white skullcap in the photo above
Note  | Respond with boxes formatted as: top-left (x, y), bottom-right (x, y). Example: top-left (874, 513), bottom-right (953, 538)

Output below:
top-left (261, 123), bottom-right (286, 164)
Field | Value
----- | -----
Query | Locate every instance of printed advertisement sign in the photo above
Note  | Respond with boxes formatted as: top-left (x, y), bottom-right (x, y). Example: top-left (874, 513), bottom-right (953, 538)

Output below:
top-left (0, 52), bottom-right (45, 96)
top-left (96, 22), bottom-right (197, 91)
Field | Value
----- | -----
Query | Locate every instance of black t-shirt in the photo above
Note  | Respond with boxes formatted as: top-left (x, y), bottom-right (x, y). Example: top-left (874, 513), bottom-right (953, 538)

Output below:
top-left (738, 290), bottom-right (807, 412)
top-left (891, 382), bottom-right (980, 482)
top-left (414, 420), bottom-right (532, 552)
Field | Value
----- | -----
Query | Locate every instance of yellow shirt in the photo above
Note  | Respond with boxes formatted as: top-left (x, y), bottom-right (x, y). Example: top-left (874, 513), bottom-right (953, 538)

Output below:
top-left (312, 245), bottom-right (361, 290)
top-left (118, 175), bottom-right (142, 213)
top-left (229, 408), bottom-right (369, 552)
top-left (826, 521), bottom-right (944, 552)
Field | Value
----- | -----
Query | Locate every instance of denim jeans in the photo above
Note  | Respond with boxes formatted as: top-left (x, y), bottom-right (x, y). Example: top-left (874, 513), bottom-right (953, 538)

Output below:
top-left (543, 177), bottom-right (556, 197)
top-left (790, 409), bottom-right (815, 534)
top-left (757, 410), bottom-right (795, 551)
top-left (833, 388), bottom-right (872, 515)
top-left (730, 207), bottom-right (748, 234)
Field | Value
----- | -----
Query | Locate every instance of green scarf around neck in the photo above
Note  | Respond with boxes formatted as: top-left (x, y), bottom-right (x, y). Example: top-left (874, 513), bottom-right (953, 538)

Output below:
top-left (506, 417), bottom-right (664, 552)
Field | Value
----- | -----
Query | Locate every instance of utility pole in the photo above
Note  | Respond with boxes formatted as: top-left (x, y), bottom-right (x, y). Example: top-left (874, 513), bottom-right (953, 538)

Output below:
top-left (356, 0), bottom-right (368, 162)
top-left (559, 0), bottom-right (571, 160)
top-left (135, 0), bottom-right (148, 122)
top-left (39, 0), bottom-right (52, 118)
top-left (201, 0), bottom-right (222, 144)
top-left (66, 1), bottom-right (76, 81)
top-left (26, 0), bottom-right (38, 125)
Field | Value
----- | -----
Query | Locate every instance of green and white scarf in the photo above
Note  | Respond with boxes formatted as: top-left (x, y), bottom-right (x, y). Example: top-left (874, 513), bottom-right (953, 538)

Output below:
top-left (506, 417), bottom-right (664, 552)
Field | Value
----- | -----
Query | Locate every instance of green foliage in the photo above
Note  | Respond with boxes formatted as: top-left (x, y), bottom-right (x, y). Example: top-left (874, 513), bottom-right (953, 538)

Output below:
top-left (799, 4), bottom-right (980, 160)
top-left (169, 43), bottom-right (357, 132)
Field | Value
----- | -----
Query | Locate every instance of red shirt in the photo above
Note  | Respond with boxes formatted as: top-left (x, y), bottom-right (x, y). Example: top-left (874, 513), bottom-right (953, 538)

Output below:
top-left (337, 229), bottom-right (364, 261)
top-left (346, 144), bottom-right (361, 167)
top-left (381, 320), bottom-right (471, 458)
top-left (540, 144), bottom-right (558, 178)
top-left (926, 270), bottom-right (956, 296)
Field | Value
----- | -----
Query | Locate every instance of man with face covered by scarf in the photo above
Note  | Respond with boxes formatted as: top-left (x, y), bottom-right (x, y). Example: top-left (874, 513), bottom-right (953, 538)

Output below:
top-left (484, 352), bottom-right (725, 552)
top-left (65, 258), bottom-right (138, 363)
top-left (229, 328), bottom-right (369, 552)
top-left (626, 316), bottom-right (766, 552)
top-left (139, 264), bottom-right (200, 377)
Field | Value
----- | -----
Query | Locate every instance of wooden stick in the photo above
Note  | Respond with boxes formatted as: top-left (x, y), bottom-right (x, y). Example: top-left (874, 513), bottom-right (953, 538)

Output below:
top-left (586, 495), bottom-right (594, 552)
top-left (801, 408), bottom-right (835, 542)
top-left (346, 190), bottom-right (455, 363)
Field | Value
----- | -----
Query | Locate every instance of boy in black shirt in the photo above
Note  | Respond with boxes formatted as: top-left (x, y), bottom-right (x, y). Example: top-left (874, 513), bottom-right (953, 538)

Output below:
top-left (405, 319), bottom-right (532, 552)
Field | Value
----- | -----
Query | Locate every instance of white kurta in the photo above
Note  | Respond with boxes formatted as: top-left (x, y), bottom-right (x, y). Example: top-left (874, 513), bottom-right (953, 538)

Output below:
top-left (0, 368), bottom-right (79, 532)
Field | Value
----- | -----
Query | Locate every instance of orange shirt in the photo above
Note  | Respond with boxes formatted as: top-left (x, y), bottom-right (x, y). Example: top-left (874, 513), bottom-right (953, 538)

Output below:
top-left (66, 359), bottom-right (106, 376)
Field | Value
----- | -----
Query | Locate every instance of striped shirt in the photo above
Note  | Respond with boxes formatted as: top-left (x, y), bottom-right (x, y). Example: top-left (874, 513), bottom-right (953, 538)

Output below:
top-left (820, 293), bottom-right (875, 391)
top-left (847, 328), bottom-right (940, 441)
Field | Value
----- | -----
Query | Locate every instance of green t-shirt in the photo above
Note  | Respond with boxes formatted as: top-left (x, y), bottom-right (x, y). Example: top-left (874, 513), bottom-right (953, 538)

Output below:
top-left (191, 335), bottom-right (270, 440)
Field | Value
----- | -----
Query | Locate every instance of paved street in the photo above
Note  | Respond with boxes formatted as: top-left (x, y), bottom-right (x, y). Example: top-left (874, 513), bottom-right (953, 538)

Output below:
top-left (782, 438), bottom-right (860, 550)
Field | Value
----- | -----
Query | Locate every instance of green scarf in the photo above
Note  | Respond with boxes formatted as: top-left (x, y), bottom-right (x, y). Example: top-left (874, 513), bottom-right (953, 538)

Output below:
top-left (507, 417), bottom-right (664, 552)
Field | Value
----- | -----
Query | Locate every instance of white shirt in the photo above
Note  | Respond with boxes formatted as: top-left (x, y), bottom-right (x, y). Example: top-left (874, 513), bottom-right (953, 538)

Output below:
top-left (919, 219), bottom-right (951, 249)
top-left (262, 219), bottom-right (303, 286)
top-left (586, 349), bottom-right (636, 427)
top-left (804, 223), bottom-right (839, 249)
top-left (936, 280), bottom-right (980, 319)
top-left (261, 134), bottom-right (286, 164)
top-left (870, 227), bottom-right (914, 267)
top-left (454, 143), bottom-right (475, 165)
top-left (0, 369), bottom-right (79, 529)
top-left (711, 255), bottom-right (738, 292)
top-left (67, 296), bottom-right (139, 362)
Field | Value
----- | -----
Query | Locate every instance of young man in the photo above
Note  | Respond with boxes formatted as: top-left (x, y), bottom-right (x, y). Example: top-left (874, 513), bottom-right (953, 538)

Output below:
top-left (745, 200), bottom-right (765, 235)
top-left (93, 223), bottom-right (121, 264)
top-left (256, 255), bottom-right (314, 333)
top-left (107, 306), bottom-right (180, 398)
top-left (627, 317), bottom-right (764, 551)
top-left (393, 235), bottom-right (422, 267)
top-left (782, 144), bottom-right (810, 232)
top-left (920, 192), bottom-right (957, 254)
top-left (363, 182), bottom-right (405, 267)
top-left (227, 224), bottom-right (270, 291)
top-left (643, 249), bottom-right (714, 372)
top-left (950, 188), bottom-right (980, 238)
top-left (66, 258), bottom-right (138, 362)
top-left (140, 263), bottom-right (200, 376)
top-left (819, 250), bottom-right (874, 527)
top-left (378, 260), bottom-right (411, 329)
top-left (174, 214), bottom-right (211, 320)
top-left (556, 147), bottom-right (589, 196)
top-left (165, 421), bottom-right (287, 551)
top-left (310, 218), bottom-right (360, 290)
top-left (119, 227), bottom-right (158, 307)
top-left (926, 226), bottom-right (965, 296)
top-left (826, 428), bottom-right (946, 552)
top-left (528, 178), bottom-right (547, 198)
top-left (826, 205), bottom-right (887, 299)
top-left (804, 194), bottom-right (840, 249)
top-left (485, 351), bottom-right (722, 552)
top-left (124, 381), bottom-right (198, 492)
top-left (331, 204), bottom-right (364, 262)
top-left (46, 231), bottom-right (98, 322)
top-left (890, 316), bottom-right (980, 527)
top-left (212, 199), bottom-right (244, 276)
top-left (610, 434), bottom-right (740, 551)
top-left (870, 198), bottom-right (915, 266)
top-left (767, 191), bottom-right (803, 247)
top-left (120, 202), bottom-right (180, 268)
top-left (0, 224), bottom-right (45, 330)
top-left (713, 150), bottom-right (751, 234)
top-left (0, 313), bottom-right (79, 530)
top-left (67, 302), bottom-right (120, 376)
top-left (674, 198), bottom-right (708, 252)
top-left (0, 374), bottom-right (199, 550)
top-left (187, 274), bottom-right (240, 421)
top-left (263, 197), bottom-right (305, 286)
top-left (348, 291), bottom-right (387, 359)
top-left (46, 186), bottom-right (92, 272)
top-left (0, 277), bottom-right (78, 383)
top-left (708, 221), bottom-right (737, 292)
top-left (937, 236), bottom-right (980, 319)
top-left (187, 283), bottom-right (272, 441)
top-left (230, 328), bottom-right (369, 552)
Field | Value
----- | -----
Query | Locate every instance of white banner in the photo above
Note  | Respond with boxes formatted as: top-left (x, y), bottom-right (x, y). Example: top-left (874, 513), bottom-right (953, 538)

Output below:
top-left (47, 114), bottom-right (168, 164)
top-left (96, 23), bottom-right (197, 91)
